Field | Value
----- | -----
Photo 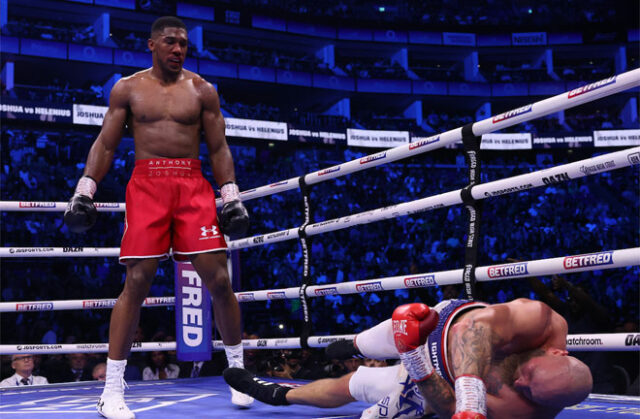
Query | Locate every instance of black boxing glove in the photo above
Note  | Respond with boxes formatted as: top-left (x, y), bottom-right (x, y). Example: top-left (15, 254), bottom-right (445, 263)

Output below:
top-left (64, 176), bottom-right (98, 233)
top-left (219, 182), bottom-right (249, 238)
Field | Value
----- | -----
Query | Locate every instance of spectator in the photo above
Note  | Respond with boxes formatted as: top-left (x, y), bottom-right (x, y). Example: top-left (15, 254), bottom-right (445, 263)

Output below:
top-left (0, 354), bottom-right (49, 387)
top-left (142, 351), bottom-right (180, 380)
top-left (92, 362), bottom-right (107, 381)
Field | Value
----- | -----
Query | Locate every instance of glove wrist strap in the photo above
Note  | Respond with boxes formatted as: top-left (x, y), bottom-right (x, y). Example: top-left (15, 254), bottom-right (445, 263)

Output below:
top-left (75, 176), bottom-right (97, 199)
top-left (454, 375), bottom-right (487, 415)
top-left (398, 345), bottom-right (433, 382)
top-left (221, 182), bottom-right (240, 204)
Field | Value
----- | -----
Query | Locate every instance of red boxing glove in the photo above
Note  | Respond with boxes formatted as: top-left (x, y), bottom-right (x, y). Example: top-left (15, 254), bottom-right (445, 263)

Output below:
top-left (392, 303), bottom-right (439, 353)
top-left (392, 303), bottom-right (439, 382)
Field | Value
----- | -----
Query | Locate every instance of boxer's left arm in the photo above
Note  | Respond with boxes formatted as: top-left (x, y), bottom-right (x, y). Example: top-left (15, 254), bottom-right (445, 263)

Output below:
top-left (199, 78), bottom-right (249, 237)
top-left (200, 78), bottom-right (235, 188)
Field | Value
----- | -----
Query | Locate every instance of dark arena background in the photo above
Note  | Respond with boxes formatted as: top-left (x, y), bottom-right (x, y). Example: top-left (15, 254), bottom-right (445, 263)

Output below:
top-left (0, 0), bottom-right (639, 417)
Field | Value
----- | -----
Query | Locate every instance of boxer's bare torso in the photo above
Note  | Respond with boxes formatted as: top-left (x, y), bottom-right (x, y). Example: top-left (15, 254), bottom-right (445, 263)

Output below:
top-left (444, 299), bottom-right (568, 418)
top-left (102, 68), bottom-right (219, 160)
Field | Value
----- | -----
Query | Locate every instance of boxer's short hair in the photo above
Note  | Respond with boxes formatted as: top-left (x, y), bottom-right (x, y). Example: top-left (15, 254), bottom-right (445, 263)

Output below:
top-left (151, 16), bottom-right (187, 38)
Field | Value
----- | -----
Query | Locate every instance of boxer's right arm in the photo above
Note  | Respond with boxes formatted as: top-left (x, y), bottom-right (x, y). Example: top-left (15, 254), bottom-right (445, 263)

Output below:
top-left (84, 79), bottom-right (129, 182)
top-left (65, 80), bottom-right (128, 232)
top-left (392, 304), bottom-right (457, 418)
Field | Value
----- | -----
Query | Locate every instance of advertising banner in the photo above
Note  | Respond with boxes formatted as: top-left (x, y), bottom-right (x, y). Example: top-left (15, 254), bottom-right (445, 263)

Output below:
top-left (225, 117), bottom-right (288, 141)
top-left (347, 128), bottom-right (410, 148)
top-left (174, 262), bottom-right (212, 361)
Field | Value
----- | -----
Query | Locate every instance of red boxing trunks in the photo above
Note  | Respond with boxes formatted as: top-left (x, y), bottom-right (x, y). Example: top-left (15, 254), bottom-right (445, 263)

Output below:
top-left (119, 158), bottom-right (226, 263)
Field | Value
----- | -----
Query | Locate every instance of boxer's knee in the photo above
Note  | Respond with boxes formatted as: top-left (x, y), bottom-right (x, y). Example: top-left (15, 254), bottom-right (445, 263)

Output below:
top-left (205, 270), bottom-right (233, 297)
top-left (122, 263), bottom-right (155, 304)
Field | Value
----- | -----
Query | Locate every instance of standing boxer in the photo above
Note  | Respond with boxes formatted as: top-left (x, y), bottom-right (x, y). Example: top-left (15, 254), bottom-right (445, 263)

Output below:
top-left (64, 16), bottom-right (252, 419)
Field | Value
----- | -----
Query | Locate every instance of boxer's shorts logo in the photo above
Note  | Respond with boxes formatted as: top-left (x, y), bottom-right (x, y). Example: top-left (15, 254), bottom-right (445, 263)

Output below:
top-left (199, 225), bottom-right (220, 240)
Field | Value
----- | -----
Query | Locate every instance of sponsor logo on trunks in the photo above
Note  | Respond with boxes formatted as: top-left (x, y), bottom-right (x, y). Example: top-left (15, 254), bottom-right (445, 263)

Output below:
top-left (359, 152), bottom-right (387, 165)
top-left (318, 166), bottom-right (341, 176)
top-left (266, 231), bottom-right (290, 240)
top-left (269, 181), bottom-right (288, 187)
top-left (63, 247), bottom-right (83, 253)
top-left (16, 302), bottom-right (53, 311)
top-left (19, 202), bottom-right (55, 208)
top-left (579, 160), bottom-right (616, 175)
top-left (16, 344), bottom-right (62, 351)
top-left (95, 203), bottom-right (120, 208)
top-left (488, 262), bottom-right (529, 278)
top-left (628, 152), bottom-right (640, 165)
top-left (149, 159), bottom-right (192, 166)
top-left (267, 291), bottom-right (286, 300)
top-left (430, 342), bottom-right (441, 375)
top-left (131, 341), bottom-right (142, 348)
top-left (355, 281), bottom-right (384, 292)
top-left (77, 343), bottom-right (108, 350)
top-left (253, 236), bottom-right (265, 244)
top-left (8, 247), bottom-right (54, 254)
top-left (144, 297), bottom-right (173, 305)
top-left (409, 136), bottom-right (439, 150)
top-left (567, 76), bottom-right (616, 99)
top-left (563, 251), bottom-right (614, 270)
top-left (257, 339), bottom-right (268, 347)
top-left (625, 334), bottom-right (640, 346)
top-left (83, 300), bottom-right (116, 308)
top-left (199, 225), bottom-right (221, 240)
top-left (541, 172), bottom-right (570, 185)
top-left (237, 293), bottom-right (256, 302)
top-left (314, 287), bottom-right (338, 296)
top-left (492, 104), bottom-right (533, 124)
top-left (404, 275), bottom-right (436, 288)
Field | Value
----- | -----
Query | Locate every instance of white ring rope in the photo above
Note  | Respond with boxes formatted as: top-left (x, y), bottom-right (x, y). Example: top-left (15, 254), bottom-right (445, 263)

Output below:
top-left (1, 247), bottom-right (637, 312)
top-left (0, 333), bottom-right (635, 355)
top-left (1, 146), bottom-right (638, 257)
top-left (1, 69), bottom-right (638, 213)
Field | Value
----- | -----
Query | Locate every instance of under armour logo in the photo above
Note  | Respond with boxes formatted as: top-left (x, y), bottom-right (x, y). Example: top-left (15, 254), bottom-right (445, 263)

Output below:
top-left (200, 225), bottom-right (219, 238)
